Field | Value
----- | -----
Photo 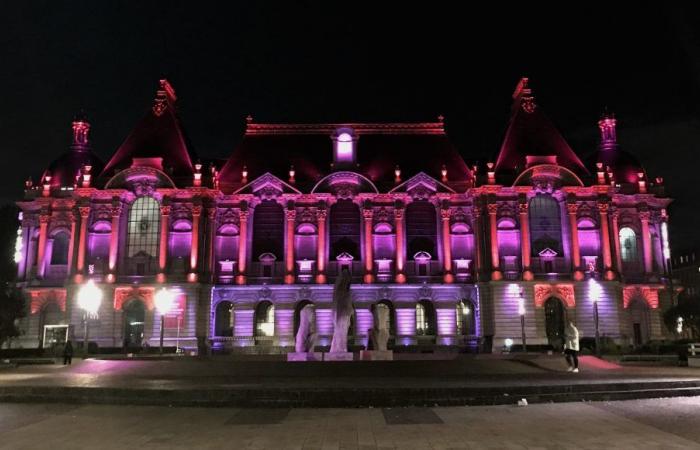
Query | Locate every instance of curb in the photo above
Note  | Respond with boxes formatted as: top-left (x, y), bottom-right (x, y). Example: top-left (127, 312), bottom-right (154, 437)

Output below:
top-left (2, 381), bottom-right (700, 408)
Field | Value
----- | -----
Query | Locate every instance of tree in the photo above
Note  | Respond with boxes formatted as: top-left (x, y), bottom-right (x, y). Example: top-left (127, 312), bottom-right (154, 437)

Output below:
top-left (0, 283), bottom-right (25, 348)
top-left (663, 293), bottom-right (700, 338)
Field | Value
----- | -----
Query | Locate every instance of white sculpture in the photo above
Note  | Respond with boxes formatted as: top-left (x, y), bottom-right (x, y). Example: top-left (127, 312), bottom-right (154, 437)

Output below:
top-left (329, 267), bottom-right (353, 353)
top-left (370, 303), bottom-right (390, 351)
top-left (295, 304), bottom-right (317, 353)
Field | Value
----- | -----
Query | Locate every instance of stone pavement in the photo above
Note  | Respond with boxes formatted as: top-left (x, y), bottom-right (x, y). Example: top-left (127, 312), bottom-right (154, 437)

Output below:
top-left (1, 355), bottom-right (699, 407)
top-left (1, 397), bottom-right (700, 449)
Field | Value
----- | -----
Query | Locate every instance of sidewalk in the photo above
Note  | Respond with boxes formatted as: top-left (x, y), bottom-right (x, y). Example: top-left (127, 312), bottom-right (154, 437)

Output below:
top-left (0, 355), bottom-right (698, 407)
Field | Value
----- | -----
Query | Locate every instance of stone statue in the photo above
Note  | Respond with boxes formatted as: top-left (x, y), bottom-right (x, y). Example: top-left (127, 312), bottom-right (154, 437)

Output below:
top-left (329, 266), bottom-right (353, 353)
top-left (295, 304), bottom-right (317, 353)
top-left (370, 303), bottom-right (390, 351)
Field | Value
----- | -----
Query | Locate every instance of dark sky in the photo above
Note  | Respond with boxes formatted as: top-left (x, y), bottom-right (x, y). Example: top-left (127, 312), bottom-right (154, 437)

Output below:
top-left (1, 2), bottom-right (700, 251)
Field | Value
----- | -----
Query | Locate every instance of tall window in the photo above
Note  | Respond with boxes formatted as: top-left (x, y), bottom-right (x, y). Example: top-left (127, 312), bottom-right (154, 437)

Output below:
top-left (619, 227), bottom-right (638, 263)
top-left (50, 231), bottom-right (69, 265)
top-left (127, 197), bottom-right (161, 257)
top-left (255, 302), bottom-right (275, 337)
top-left (529, 195), bottom-right (562, 255)
top-left (416, 303), bottom-right (427, 335)
top-left (215, 301), bottom-right (234, 337)
top-left (456, 300), bottom-right (475, 336)
top-left (406, 200), bottom-right (437, 258)
top-left (329, 200), bottom-right (361, 259)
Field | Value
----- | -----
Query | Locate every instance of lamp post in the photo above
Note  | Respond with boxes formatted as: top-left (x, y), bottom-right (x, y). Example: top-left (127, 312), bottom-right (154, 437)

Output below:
top-left (518, 290), bottom-right (527, 353)
top-left (77, 279), bottom-right (103, 358)
top-left (589, 278), bottom-right (602, 357)
top-left (154, 288), bottom-right (175, 354)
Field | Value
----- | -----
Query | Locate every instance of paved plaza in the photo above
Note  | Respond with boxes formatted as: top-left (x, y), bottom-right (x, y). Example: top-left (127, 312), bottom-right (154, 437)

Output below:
top-left (1, 397), bottom-right (700, 449)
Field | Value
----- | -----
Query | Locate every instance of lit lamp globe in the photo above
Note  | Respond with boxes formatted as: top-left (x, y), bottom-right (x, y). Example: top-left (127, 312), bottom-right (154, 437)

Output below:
top-left (155, 288), bottom-right (175, 315)
top-left (155, 288), bottom-right (175, 354)
top-left (77, 279), bottom-right (103, 315)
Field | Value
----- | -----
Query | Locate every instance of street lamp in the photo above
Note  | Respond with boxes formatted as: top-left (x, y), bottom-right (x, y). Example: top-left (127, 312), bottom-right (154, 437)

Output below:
top-left (77, 279), bottom-right (103, 357)
top-left (518, 290), bottom-right (527, 353)
top-left (155, 288), bottom-right (175, 354)
top-left (676, 316), bottom-right (684, 335)
top-left (589, 278), bottom-right (602, 357)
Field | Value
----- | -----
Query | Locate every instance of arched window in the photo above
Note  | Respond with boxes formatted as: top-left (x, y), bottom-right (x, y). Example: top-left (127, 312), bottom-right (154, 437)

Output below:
top-left (50, 231), bottom-right (70, 265)
top-left (529, 195), bottom-right (562, 255)
top-left (456, 300), bottom-right (475, 336)
top-left (415, 300), bottom-right (435, 335)
top-left (127, 197), bottom-right (161, 257)
top-left (406, 200), bottom-right (437, 259)
top-left (619, 227), bottom-right (638, 263)
top-left (252, 201), bottom-right (284, 260)
top-left (255, 301), bottom-right (275, 337)
top-left (215, 301), bottom-right (234, 337)
top-left (329, 200), bottom-right (361, 259)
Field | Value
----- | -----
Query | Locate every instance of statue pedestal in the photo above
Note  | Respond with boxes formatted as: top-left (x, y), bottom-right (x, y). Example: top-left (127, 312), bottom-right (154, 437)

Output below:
top-left (360, 350), bottom-right (394, 361)
top-left (287, 352), bottom-right (323, 362)
top-left (323, 352), bottom-right (354, 361)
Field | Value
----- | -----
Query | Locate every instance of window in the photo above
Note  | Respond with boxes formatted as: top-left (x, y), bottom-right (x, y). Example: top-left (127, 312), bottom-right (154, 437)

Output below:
top-left (215, 301), bottom-right (234, 337)
top-left (529, 195), bottom-right (562, 255)
top-left (127, 197), bottom-right (161, 257)
top-left (50, 232), bottom-right (69, 265)
top-left (619, 227), bottom-right (638, 263)
top-left (456, 301), bottom-right (475, 336)
top-left (416, 303), bottom-right (427, 335)
top-left (255, 302), bottom-right (275, 337)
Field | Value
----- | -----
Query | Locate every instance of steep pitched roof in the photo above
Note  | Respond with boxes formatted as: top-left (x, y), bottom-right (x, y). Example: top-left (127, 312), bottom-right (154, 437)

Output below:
top-left (101, 80), bottom-right (196, 179)
top-left (495, 78), bottom-right (587, 175)
top-left (218, 120), bottom-right (472, 192)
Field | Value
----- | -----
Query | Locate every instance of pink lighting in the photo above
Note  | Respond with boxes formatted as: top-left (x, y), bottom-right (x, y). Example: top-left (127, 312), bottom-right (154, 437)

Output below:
top-left (394, 165), bottom-right (401, 183)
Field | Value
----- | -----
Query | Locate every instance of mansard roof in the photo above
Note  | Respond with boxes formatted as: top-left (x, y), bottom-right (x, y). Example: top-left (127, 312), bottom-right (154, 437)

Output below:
top-left (495, 78), bottom-right (588, 177)
top-left (101, 80), bottom-right (197, 180)
top-left (218, 120), bottom-right (472, 192)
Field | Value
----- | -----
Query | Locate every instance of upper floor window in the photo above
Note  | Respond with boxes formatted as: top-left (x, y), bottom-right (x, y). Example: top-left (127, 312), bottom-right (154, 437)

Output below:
top-left (619, 227), bottom-right (638, 263)
top-left (127, 197), bottom-right (161, 257)
top-left (50, 231), bottom-right (70, 265)
top-left (529, 195), bottom-right (562, 255)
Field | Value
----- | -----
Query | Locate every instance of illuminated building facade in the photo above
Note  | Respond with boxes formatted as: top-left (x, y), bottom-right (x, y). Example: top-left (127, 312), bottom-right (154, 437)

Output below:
top-left (15, 78), bottom-right (674, 352)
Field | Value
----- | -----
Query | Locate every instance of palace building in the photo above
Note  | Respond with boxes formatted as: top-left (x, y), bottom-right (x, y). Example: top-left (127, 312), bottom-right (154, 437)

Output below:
top-left (14, 78), bottom-right (674, 353)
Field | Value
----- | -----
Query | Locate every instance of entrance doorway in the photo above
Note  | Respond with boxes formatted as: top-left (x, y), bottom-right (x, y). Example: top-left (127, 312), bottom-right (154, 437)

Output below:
top-left (629, 299), bottom-right (650, 346)
top-left (123, 300), bottom-right (146, 348)
top-left (544, 297), bottom-right (566, 349)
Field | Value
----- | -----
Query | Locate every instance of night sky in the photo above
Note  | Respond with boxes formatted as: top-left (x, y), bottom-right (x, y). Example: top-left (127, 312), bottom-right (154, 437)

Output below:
top-left (1, 3), bottom-right (700, 251)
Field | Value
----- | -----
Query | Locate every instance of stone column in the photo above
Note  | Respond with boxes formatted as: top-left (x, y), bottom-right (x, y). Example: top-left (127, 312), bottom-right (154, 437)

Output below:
top-left (35, 213), bottom-right (50, 278)
top-left (75, 207), bottom-right (90, 279)
top-left (363, 208), bottom-right (375, 283)
top-left (473, 206), bottom-right (484, 279)
top-left (66, 211), bottom-right (77, 276)
top-left (236, 210), bottom-right (248, 285)
top-left (567, 202), bottom-right (584, 281)
top-left (206, 207), bottom-right (216, 281)
top-left (518, 201), bottom-right (533, 280)
top-left (315, 208), bottom-right (327, 284)
top-left (190, 205), bottom-right (202, 278)
top-left (285, 209), bottom-right (296, 284)
top-left (611, 207), bottom-right (623, 275)
top-left (157, 204), bottom-right (171, 282)
top-left (394, 207), bottom-right (406, 283)
top-left (639, 209), bottom-right (653, 275)
top-left (487, 202), bottom-right (502, 281)
top-left (441, 208), bottom-right (454, 283)
top-left (108, 203), bottom-right (122, 276)
top-left (598, 201), bottom-right (615, 280)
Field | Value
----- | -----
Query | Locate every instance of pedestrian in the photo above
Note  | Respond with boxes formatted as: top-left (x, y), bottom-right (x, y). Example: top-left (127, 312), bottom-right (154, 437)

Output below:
top-left (563, 320), bottom-right (580, 373)
top-left (63, 340), bottom-right (73, 365)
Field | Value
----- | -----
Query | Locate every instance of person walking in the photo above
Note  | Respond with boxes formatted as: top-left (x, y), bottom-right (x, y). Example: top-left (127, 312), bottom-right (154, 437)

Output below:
top-left (62, 340), bottom-right (73, 365)
top-left (564, 320), bottom-right (580, 372)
